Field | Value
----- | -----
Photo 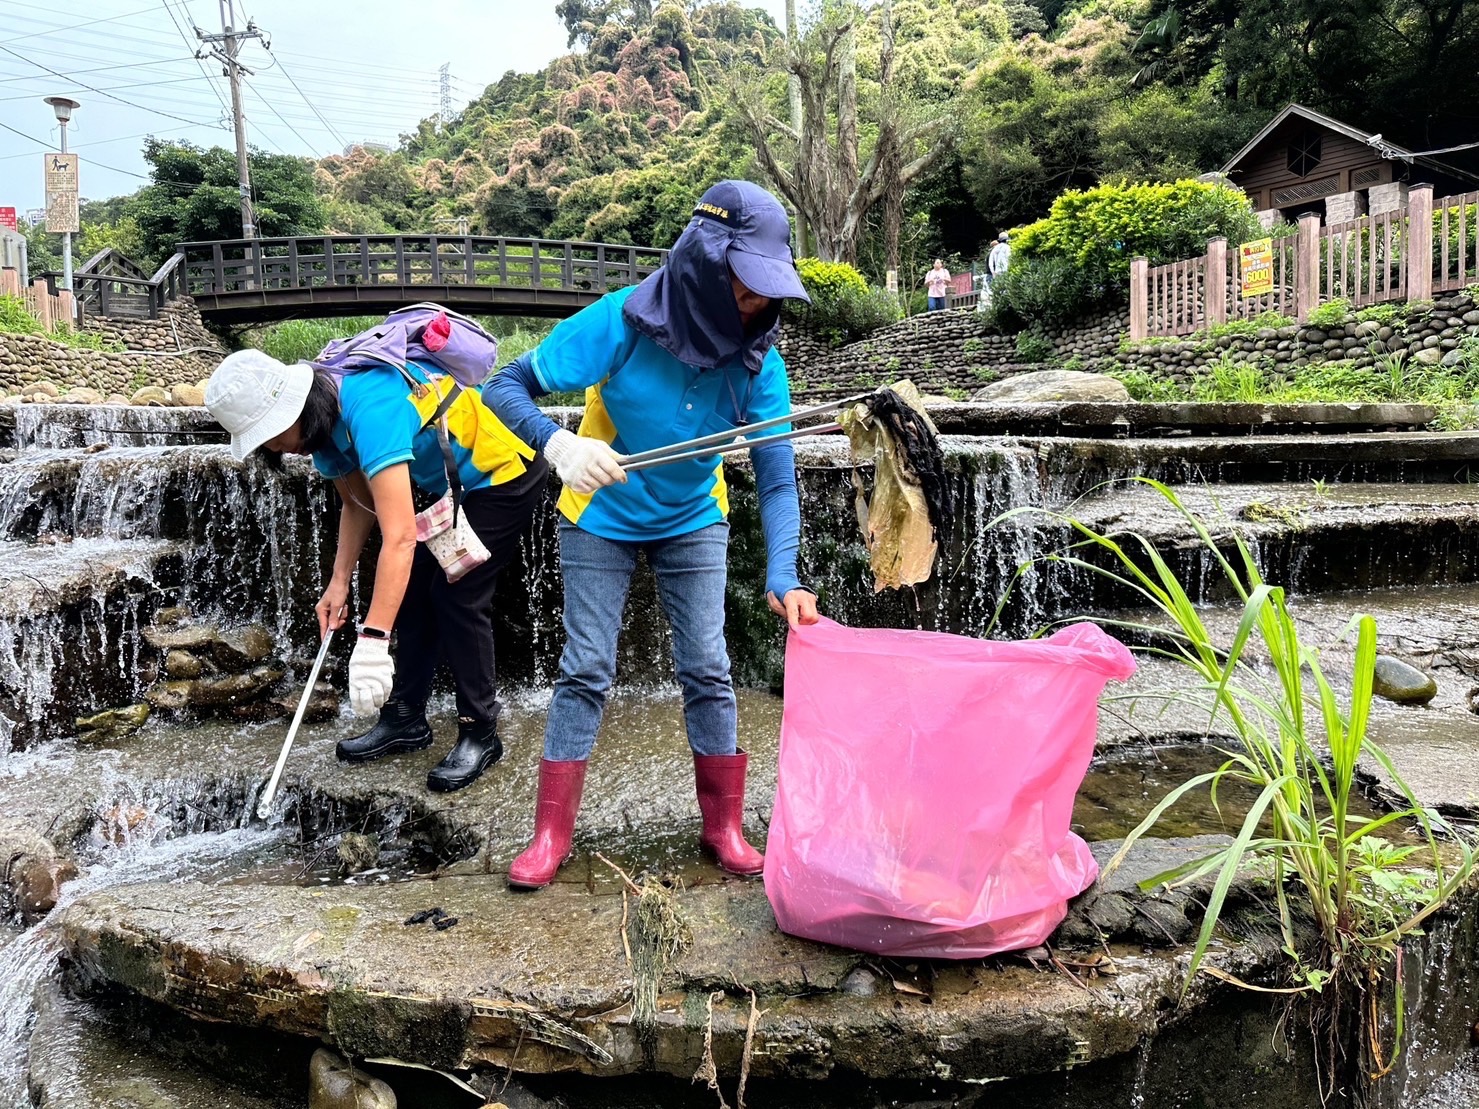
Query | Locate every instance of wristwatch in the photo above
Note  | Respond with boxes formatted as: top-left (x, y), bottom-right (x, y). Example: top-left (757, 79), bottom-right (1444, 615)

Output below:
top-left (358, 624), bottom-right (391, 640)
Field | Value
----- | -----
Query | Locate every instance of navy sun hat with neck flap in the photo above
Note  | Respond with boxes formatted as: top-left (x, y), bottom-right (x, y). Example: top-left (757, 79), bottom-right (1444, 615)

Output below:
top-left (696, 180), bottom-right (811, 303)
top-left (623, 179), bottom-right (809, 373)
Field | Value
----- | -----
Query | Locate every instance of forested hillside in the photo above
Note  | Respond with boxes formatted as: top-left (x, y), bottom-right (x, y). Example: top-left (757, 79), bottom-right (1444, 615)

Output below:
top-left (26, 0), bottom-right (1478, 285)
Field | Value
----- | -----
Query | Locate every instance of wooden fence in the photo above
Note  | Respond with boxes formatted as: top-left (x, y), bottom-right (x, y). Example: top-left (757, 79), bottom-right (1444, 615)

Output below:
top-left (1130, 183), bottom-right (1478, 339)
top-left (1, 267), bottom-right (75, 329)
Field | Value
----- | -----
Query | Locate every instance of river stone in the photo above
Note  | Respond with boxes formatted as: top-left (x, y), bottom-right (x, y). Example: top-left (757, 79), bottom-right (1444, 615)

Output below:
top-left (972, 369), bottom-right (1130, 403)
top-left (11, 852), bottom-right (78, 921)
top-left (74, 703), bottom-right (151, 743)
top-left (309, 1049), bottom-right (397, 1109)
top-left (208, 624), bottom-right (275, 670)
top-left (106, 393), bottom-right (129, 405)
top-left (165, 649), bottom-right (206, 679)
top-left (143, 623), bottom-right (220, 652)
top-left (29, 379), bottom-right (60, 397)
top-left (1372, 655), bottom-right (1437, 705)
top-left (186, 666), bottom-right (285, 707)
top-left (1413, 347), bottom-right (1445, 366)
top-left (271, 682), bottom-right (341, 724)
top-left (60, 387), bottom-right (104, 405)
top-left (144, 680), bottom-right (194, 712)
top-left (169, 383), bottom-right (206, 407)
top-left (130, 385), bottom-right (171, 406)
top-left (153, 605), bottom-right (191, 626)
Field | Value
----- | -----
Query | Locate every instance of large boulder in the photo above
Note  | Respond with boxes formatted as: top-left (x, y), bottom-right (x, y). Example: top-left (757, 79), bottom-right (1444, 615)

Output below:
top-left (169, 383), bottom-right (206, 407)
top-left (973, 369), bottom-right (1131, 403)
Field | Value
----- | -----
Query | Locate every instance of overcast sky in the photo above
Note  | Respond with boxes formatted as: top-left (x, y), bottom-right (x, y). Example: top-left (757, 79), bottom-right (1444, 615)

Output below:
top-left (0, 0), bottom-right (790, 214)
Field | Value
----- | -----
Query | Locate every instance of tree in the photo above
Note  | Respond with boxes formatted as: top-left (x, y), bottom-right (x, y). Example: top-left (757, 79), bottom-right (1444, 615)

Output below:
top-left (732, 1), bottom-right (959, 268)
top-left (127, 140), bottom-right (324, 266)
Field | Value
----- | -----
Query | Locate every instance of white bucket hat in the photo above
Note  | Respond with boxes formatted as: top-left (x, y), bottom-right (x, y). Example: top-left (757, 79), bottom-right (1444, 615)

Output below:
top-left (205, 349), bottom-right (314, 462)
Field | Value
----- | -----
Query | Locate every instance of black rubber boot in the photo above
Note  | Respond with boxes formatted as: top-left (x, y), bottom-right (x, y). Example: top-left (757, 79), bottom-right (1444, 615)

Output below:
top-left (426, 719), bottom-right (503, 793)
top-left (335, 701), bottom-right (434, 764)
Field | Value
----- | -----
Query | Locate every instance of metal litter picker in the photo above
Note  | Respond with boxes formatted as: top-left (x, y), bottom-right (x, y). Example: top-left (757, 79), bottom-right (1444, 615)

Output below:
top-left (256, 627), bottom-right (337, 820)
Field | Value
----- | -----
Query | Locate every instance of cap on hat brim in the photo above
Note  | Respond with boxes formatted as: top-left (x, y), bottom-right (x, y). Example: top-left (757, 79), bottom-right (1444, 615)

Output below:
top-left (228, 361), bottom-right (314, 462)
top-left (727, 246), bottom-right (810, 303)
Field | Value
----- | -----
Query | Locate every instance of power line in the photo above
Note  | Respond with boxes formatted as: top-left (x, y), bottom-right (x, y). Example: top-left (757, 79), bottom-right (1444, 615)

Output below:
top-left (0, 4), bottom-right (161, 44)
top-left (0, 42), bottom-right (224, 128)
top-left (0, 74), bottom-right (204, 101)
top-left (261, 43), bottom-right (349, 149)
top-left (0, 56), bottom-right (198, 85)
top-left (159, 0), bottom-right (230, 117)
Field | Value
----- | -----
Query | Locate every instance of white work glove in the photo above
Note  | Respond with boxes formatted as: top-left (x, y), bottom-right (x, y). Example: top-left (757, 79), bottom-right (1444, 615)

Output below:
top-left (543, 428), bottom-right (627, 495)
top-left (347, 636), bottom-right (394, 717)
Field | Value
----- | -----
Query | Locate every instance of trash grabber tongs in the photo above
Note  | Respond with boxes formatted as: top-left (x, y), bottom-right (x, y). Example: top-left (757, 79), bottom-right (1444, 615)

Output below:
top-left (616, 390), bottom-right (872, 473)
top-left (256, 626), bottom-right (337, 820)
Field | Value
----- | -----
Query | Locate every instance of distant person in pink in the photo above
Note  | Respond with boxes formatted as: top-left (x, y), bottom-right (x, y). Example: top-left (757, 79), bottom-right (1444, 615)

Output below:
top-left (925, 258), bottom-right (951, 311)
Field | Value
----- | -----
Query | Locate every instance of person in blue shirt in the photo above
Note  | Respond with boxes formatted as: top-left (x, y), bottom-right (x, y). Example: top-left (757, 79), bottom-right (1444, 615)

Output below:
top-left (483, 179), bottom-right (820, 889)
top-left (204, 345), bottom-right (547, 793)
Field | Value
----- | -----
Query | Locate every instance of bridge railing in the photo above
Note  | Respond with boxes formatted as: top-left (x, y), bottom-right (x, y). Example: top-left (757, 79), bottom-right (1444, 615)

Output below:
top-left (180, 235), bottom-right (667, 298)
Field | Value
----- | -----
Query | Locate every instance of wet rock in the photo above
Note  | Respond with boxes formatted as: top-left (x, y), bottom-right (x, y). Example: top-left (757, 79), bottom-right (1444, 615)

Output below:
top-left (972, 369), bottom-right (1130, 403)
top-left (74, 703), bottom-right (151, 743)
top-left (1372, 655), bottom-right (1437, 705)
top-left (144, 680), bottom-right (194, 712)
top-left (169, 383), bottom-right (206, 407)
top-left (272, 682), bottom-right (341, 724)
top-left (153, 605), bottom-right (191, 627)
top-left (309, 1048), bottom-right (397, 1109)
top-left (130, 385), bottom-right (171, 406)
top-left (229, 699), bottom-right (292, 722)
top-left (165, 650), bottom-right (206, 679)
top-left (143, 623), bottom-right (220, 653)
top-left (186, 666), bottom-right (285, 707)
top-left (1084, 891), bottom-right (1136, 936)
top-left (9, 851), bottom-right (79, 921)
top-left (839, 966), bottom-right (880, 996)
top-left (208, 624), bottom-right (275, 670)
top-left (94, 801), bottom-right (159, 846)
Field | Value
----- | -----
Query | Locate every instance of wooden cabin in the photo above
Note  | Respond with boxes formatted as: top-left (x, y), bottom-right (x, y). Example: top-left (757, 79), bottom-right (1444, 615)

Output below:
top-left (1219, 104), bottom-right (1477, 225)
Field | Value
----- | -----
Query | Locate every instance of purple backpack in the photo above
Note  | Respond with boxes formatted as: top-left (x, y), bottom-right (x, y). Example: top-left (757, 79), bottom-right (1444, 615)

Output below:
top-left (311, 304), bottom-right (501, 525)
top-left (311, 303), bottom-right (499, 387)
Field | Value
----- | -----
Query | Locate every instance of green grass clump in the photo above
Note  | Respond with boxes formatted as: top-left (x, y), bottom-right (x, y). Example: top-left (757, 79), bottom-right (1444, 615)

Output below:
top-left (1306, 298), bottom-right (1350, 329)
top-left (0, 295), bottom-right (124, 351)
top-left (993, 480), bottom-right (1474, 1085)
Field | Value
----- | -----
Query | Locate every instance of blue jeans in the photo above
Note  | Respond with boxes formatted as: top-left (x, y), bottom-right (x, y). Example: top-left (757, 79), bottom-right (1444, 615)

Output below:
top-left (543, 520), bottom-right (736, 761)
top-left (927, 296), bottom-right (947, 311)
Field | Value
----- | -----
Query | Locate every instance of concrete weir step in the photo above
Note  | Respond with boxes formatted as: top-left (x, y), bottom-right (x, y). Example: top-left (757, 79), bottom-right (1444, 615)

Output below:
top-left (1066, 480), bottom-right (1479, 599)
top-left (927, 400), bottom-right (1438, 438)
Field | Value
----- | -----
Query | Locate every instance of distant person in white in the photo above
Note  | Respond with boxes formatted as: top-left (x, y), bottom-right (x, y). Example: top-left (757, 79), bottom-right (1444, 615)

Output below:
top-left (987, 232), bottom-right (1011, 285)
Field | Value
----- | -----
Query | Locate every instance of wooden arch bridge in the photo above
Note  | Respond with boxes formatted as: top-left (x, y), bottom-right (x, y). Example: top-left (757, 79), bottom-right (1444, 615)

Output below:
top-left (57, 235), bottom-right (667, 325)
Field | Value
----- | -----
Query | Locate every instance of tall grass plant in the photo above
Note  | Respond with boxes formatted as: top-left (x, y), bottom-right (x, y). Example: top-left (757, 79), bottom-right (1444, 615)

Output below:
top-left (995, 479), bottom-right (1475, 1090)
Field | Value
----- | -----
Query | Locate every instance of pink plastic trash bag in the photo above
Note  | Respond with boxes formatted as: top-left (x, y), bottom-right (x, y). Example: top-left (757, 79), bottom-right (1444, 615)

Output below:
top-left (764, 618), bottom-right (1136, 959)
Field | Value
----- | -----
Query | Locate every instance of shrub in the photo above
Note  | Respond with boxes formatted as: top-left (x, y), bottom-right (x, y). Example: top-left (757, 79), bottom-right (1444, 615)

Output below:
top-left (0, 295), bottom-right (42, 335)
top-left (1306, 298), bottom-right (1350, 329)
top-left (1009, 179), bottom-right (1264, 324)
top-left (987, 255), bottom-right (1100, 330)
top-left (1014, 329), bottom-right (1054, 363)
top-left (787, 258), bottom-right (902, 346)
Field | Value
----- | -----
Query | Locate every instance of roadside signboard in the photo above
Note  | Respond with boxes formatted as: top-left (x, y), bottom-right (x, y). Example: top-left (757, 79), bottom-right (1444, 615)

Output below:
top-left (0, 208), bottom-right (15, 232)
top-left (1239, 237), bottom-right (1273, 298)
top-left (43, 153), bottom-right (79, 233)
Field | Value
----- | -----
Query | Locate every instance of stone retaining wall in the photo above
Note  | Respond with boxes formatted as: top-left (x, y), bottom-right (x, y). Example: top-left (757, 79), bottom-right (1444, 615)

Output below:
top-left (778, 307), bottom-right (1129, 399)
top-left (0, 297), bottom-right (226, 401)
top-left (1113, 290), bottom-right (1479, 384)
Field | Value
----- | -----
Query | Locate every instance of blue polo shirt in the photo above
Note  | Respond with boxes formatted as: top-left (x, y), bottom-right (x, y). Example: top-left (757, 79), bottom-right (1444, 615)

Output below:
top-left (527, 286), bottom-right (793, 541)
top-left (312, 360), bottom-right (535, 494)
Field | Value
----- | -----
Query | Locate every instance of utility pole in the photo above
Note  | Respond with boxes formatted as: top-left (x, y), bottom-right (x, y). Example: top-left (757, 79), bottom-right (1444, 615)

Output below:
top-left (195, 1), bottom-right (266, 239)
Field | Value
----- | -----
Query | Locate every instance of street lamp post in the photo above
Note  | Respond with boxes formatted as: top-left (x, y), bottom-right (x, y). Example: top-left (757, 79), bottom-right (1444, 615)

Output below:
top-left (43, 96), bottom-right (80, 297)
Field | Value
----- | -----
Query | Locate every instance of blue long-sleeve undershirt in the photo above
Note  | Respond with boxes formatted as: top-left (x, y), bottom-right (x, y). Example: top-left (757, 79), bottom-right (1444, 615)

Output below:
top-left (481, 357), bottom-right (804, 598)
